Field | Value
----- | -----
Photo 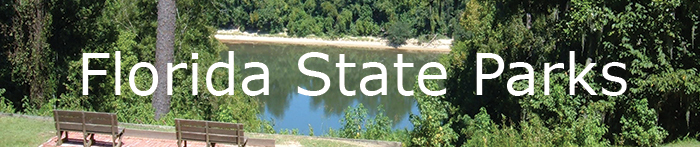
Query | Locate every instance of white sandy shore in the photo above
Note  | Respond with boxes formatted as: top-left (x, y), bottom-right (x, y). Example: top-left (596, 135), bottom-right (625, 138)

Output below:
top-left (215, 29), bottom-right (452, 52)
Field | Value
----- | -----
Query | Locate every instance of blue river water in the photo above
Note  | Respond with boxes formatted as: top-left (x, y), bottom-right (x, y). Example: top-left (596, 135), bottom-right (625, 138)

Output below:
top-left (224, 43), bottom-right (443, 135)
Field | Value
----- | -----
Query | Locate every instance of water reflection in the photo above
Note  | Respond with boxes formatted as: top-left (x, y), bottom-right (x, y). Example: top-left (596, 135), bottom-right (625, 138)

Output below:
top-left (224, 43), bottom-right (442, 134)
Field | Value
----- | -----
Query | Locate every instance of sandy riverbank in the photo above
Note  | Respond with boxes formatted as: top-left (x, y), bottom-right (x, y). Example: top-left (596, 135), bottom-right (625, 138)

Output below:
top-left (215, 29), bottom-right (452, 52)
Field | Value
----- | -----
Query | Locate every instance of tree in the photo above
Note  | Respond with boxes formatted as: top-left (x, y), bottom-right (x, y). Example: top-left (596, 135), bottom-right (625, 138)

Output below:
top-left (155, 0), bottom-right (176, 120)
top-left (385, 21), bottom-right (412, 47)
top-left (3, 0), bottom-right (54, 109)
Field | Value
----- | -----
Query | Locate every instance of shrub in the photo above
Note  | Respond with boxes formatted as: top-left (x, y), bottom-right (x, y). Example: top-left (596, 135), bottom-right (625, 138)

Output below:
top-left (409, 73), bottom-right (458, 146)
top-left (385, 21), bottom-right (412, 47)
top-left (336, 104), bottom-right (407, 143)
top-left (0, 89), bottom-right (15, 113)
top-left (340, 104), bottom-right (367, 139)
top-left (618, 98), bottom-right (668, 146)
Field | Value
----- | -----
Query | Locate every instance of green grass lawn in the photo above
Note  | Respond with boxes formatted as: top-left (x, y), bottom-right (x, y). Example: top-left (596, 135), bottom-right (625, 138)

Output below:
top-left (662, 137), bottom-right (700, 147)
top-left (0, 116), bottom-right (54, 147)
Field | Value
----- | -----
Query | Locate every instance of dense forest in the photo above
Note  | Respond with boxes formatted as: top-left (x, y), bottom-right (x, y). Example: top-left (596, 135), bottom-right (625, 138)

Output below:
top-left (0, 0), bottom-right (700, 146)
top-left (0, 0), bottom-right (263, 129)
top-left (411, 0), bottom-right (700, 146)
top-left (214, 0), bottom-right (467, 40)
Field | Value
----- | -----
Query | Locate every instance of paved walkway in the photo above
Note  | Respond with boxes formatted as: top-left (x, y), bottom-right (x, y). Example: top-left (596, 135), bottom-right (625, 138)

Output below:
top-left (40, 132), bottom-right (238, 147)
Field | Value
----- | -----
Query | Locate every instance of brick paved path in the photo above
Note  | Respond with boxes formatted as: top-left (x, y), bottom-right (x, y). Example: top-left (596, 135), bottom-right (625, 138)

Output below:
top-left (41, 132), bottom-right (238, 147)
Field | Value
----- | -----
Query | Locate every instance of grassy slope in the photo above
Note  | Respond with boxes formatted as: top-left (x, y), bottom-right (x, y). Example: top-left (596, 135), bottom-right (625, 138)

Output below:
top-left (0, 116), bottom-right (54, 146)
top-left (662, 138), bottom-right (700, 147)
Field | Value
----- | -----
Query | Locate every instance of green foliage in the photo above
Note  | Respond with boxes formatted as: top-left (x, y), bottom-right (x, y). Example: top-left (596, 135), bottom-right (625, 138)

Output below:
top-left (0, 0), bottom-right (56, 110)
top-left (331, 104), bottom-right (409, 144)
top-left (0, 0), bottom-right (264, 132)
top-left (0, 89), bottom-right (14, 113)
top-left (261, 119), bottom-right (276, 134)
top-left (308, 124), bottom-right (314, 136)
top-left (279, 129), bottom-right (290, 135)
top-left (214, 0), bottom-right (465, 38)
top-left (385, 21), bottom-right (412, 47)
top-left (278, 128), bottom-right (299, 135)
top-left (409, 73), bottom-right (457, 146)
top-left (411, 0), bottom-right (700, 146)
top-left (340, 104), bottom-right (367, 139)
top-left (215, 92), bottom-right (263, 132)
top-left (286, 8), bottom-right (319, 37)
top-left (618, 98), bottom-right (668, 146)
top-left (364, 105), bottom-right (392, 140)
top-left (292, 129), bottom-right (300, 135)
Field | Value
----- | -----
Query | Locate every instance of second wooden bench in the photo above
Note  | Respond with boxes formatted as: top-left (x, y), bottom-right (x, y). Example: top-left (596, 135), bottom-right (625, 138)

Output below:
top-left (175, 119), bottom-right (248, 147)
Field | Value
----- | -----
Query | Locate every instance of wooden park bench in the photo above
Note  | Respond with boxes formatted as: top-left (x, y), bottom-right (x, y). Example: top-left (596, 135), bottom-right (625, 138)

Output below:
top-left (53, 110), bottom-right (125, 147)
top-left (176, 119), bottom-right (252, 147)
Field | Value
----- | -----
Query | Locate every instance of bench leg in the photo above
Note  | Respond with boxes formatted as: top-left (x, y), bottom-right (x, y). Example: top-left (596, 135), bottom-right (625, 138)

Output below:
top-left (116, 135), bottom-right (123, 147)
top-left (177, 140), bottom-right (188, 147)
top-left (63, 131), bottom-right (69, 143)
top-left (90, 134), bottom-right (96, 146)
top-left (56, 131), bottom-right (65, 146)
top-left (113, 136), bottom-right (122, 147)
top-left (83, 133), bottom-right (94, 147)
top-left (83, 133), bottom-right (89, 147)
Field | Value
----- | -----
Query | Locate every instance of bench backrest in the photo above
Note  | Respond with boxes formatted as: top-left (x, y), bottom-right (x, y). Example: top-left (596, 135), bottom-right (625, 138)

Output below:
top-left (175, 119), bottom-right (245, 145)
top-left (54, 110), bottom-right (84, 132)
top-left (54, 110), bottom-right (120, 135)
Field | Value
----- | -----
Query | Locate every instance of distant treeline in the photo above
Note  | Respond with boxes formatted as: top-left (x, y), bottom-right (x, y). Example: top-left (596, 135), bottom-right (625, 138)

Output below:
top-left (214, 0), bottom-right (466, 39)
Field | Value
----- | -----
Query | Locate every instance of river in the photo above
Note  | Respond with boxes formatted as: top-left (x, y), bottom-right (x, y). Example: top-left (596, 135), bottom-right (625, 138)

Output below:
top-left (224, 43), bottom-right (444, 135)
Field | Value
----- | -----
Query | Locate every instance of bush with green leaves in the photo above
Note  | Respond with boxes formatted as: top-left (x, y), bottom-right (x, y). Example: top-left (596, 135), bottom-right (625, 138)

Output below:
top-left (332, 104), bottom-right (409, 143)
top-left (385, 21), bottom-right (413, 47)
top-left (339, 104), bottom-right (368, 139)
top-left (409, 70), bottom-right (458, 146)
top-left (0, 89), bottom-right (14, 113)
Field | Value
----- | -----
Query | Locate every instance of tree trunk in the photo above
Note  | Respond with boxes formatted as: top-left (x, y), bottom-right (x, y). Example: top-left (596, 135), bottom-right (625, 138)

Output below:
top-left (8, 0), bottom-right (49, 108)
top-left (154, 0), bottom-right (176, 120)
